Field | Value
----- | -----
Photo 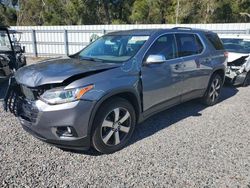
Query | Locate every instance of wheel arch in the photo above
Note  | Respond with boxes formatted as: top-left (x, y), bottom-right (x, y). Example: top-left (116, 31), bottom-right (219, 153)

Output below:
top-left (87, 88), bottom-right (142, 135)
top-left (212, 68), bottom-right (225, 84)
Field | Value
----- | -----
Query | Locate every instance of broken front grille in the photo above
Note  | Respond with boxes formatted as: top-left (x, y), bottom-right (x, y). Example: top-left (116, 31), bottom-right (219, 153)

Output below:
top-left (4, 78), bottom-right (40, 123)
top-left (4, 77), bottom-right (23, 116)
top-left (19, 100), bottom-right (39, 123)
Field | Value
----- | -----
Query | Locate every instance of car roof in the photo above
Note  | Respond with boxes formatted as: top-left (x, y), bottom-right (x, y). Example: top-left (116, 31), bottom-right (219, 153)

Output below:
top-left (107, 28), bottom-right (211, 36)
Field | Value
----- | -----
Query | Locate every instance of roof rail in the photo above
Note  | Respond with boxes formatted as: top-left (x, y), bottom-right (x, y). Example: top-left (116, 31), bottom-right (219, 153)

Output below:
top-left (172, 27), bottom-right (192, 30)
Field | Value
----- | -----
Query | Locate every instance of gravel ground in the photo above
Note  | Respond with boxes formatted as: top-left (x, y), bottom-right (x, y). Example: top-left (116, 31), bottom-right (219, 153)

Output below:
top-left (0, 84), bottom-right (250, 187)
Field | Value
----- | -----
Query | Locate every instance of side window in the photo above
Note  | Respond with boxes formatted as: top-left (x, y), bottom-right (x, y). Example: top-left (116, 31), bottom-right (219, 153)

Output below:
top-left (195, 35), bottom-right (204, 53)
top-left (205, 33), bottom-right (224, 50)
top-left (175, 33), bottom-right (204, 57)
top-left (145, 34), bottom-right (176, 60)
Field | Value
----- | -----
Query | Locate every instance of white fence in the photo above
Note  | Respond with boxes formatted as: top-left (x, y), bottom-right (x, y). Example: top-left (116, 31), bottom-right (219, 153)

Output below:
top-left (11, 23), bottom-right (250, 57)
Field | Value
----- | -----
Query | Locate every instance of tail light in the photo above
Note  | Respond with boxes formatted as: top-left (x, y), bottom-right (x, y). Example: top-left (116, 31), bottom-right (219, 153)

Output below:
top-left (224, 51), bottom-right (228, 58)
top-left (224, 51), bottom-right (228, 66)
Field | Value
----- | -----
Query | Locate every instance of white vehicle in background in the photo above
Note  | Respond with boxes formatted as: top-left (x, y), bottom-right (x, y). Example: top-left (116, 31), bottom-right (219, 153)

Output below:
top-left (219, 34), bottom-right (250, 86)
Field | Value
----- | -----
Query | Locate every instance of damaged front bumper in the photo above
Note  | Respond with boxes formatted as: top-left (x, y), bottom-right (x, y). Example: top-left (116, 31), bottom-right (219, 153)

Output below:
top-left (3, 78), bottom-right (95, 150)
top-left (225, 67), bottom-right (249, 86)
top-left (225, 55), bottom-right (250, 86)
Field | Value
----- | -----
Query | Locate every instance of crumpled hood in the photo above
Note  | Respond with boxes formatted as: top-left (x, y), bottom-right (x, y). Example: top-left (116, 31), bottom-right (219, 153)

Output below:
top-left (228, 52), bottom-right (249, 62)
top-left (15, 57), bottom-right (120, 87)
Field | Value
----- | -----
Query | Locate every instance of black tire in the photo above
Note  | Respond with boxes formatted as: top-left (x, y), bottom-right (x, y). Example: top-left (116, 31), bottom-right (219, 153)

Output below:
top-left (0, 70), bottom-right (5, 75)
top-left (92, 97), bottom-right (136, 154)
top-left (202, 74), bottom-right (223, 106)
top-left (243, 71), bottom-right (250, 87)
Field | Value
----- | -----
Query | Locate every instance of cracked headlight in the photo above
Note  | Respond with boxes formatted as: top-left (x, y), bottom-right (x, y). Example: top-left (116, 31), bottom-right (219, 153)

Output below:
top-left (40, 85), bottom-right (94, 105)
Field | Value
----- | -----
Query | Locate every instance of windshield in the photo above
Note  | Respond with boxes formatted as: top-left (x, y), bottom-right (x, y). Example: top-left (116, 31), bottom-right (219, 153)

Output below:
top-left (0, 30), bottom-right (12, 51)
top-left (221, 38), bottom-right (250, 53)
top-left (78, 35), bottom-right (149, 62)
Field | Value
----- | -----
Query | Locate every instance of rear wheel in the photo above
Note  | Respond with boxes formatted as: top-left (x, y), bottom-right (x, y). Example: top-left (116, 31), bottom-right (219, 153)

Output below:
top-left (243, 71), bottom-right (250, 87)
top-left (202, 74), bottom-right (223, 106)
top-left (92, 98), bottom-right (136, 154)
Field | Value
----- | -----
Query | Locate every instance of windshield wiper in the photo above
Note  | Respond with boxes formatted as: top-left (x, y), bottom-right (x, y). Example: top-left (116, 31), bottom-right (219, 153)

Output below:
top-left (79, 56), bottom-right (103, 62)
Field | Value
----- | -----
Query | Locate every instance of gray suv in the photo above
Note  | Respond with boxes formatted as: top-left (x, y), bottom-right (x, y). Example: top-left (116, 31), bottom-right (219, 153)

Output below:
top-left (4, 28), bottom-right (227, 154)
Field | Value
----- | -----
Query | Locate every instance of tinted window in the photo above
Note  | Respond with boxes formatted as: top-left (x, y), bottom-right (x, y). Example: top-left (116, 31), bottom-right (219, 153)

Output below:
top-left (205, 33), bottom-right (224, 50)
top-left (175, 33), bottom-right (204, 57)
top-left (146, 34), bottom-right (176, 60)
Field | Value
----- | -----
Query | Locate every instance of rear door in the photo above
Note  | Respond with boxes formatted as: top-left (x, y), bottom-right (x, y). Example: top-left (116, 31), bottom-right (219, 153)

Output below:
top-left (141, 34), bottom-right (183, 112)
top-left (175, 33), bottom-right (211, 100)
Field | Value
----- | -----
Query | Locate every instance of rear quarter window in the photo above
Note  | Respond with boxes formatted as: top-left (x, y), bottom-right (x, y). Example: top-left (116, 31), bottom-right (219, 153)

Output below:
top-left (205, 33), bottom-right (224, 50)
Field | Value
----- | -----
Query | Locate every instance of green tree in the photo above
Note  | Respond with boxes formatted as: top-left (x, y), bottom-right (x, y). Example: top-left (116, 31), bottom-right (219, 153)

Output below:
top-left (238, 0), bottom-right (250, 22)
top-left (0, 0), bottom-right (17, 26)
top-left (2, 0), bottom-right (249, 26)
top-left (130, 0), bottom-right (175, 24)
top-left (177, 0), bottom-right (216, 23)
top-left (42, 0), bottom-right (68, 25)
top-left (17, 0), bottom-right (44, 25)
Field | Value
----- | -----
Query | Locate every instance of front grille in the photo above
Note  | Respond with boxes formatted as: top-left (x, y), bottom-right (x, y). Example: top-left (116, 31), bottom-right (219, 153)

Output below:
top-left (19, 85), bottom-right (40, 124)
top-left (5, 80), bottom-right (40, 124)
top-left (19, 100), bottom-right (39, 123)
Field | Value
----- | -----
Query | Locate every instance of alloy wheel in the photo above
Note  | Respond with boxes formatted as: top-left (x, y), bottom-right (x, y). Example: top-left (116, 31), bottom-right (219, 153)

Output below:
top-left (101, 107), bottom-right (131, 146)
top-left (209, 78), bottom-right (221, 102)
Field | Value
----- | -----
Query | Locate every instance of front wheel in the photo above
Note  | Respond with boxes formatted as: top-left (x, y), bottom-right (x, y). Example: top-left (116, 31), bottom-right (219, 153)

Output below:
top-left (202, 74), bottom-right (223, 106)
top-left (92, 98), bottom-right (136, 154)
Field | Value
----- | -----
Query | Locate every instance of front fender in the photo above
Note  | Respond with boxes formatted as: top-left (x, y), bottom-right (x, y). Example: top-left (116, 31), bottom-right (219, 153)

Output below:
top-left (64, 67), bottom-right (142, 135)
top-left (86, 86), bottom-right (142, 135)
top-left (65, 66), bottom-right (140, 101)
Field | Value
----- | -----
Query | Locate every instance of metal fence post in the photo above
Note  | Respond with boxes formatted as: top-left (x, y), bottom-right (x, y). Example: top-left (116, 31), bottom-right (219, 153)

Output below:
top-left (31, 30), bottom-right (37, 57)
top-left (64, 29), bottom-right (69, 56)
top-left (102, 29), bottom-right (106, 35)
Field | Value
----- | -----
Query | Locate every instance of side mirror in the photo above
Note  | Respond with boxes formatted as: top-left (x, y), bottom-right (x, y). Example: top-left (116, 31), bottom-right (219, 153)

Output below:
top-left (145, 54), bottom-right (166, 65)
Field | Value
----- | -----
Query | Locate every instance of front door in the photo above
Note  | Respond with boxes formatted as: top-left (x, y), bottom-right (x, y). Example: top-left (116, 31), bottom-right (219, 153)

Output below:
top-left (141, 34), bottom-right (183, 113)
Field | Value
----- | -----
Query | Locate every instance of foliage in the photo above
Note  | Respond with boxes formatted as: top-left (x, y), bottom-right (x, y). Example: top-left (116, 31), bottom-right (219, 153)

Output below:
top-left (0, 0), bottom-right (17, 26)
top-left (0, 0), bottom-right (249, 26)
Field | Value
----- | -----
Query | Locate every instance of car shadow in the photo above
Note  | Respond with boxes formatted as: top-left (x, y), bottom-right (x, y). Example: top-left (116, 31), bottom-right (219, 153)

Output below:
top-left (66, 86), bottom-right (238, 156)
